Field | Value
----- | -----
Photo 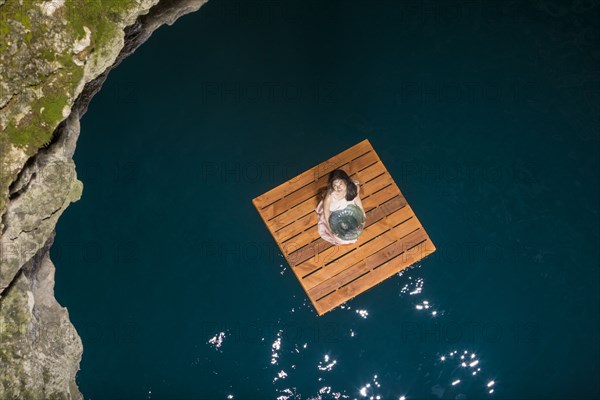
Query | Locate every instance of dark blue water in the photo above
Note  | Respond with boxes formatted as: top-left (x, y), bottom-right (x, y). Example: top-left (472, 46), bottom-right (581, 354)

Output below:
top-left (54, 1), bottom-right (599, 399)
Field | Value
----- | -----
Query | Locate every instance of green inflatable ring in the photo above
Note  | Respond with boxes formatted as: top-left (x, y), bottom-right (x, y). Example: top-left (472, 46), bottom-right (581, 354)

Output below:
top-left (328, 204), bottom-right (366, 241)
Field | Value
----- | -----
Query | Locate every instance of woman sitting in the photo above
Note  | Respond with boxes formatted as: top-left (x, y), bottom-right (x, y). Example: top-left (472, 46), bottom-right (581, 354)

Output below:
top-left (315, 169), bottom-right (366, 245)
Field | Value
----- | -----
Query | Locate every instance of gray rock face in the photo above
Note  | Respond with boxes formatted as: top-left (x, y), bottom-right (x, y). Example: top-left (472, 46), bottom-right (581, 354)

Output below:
top-left (1, 122), bottom-right (83, 294)
top-left (0, 0), bottom-right (208, 397)
top-left (0, 231), bottom-right (83, 399)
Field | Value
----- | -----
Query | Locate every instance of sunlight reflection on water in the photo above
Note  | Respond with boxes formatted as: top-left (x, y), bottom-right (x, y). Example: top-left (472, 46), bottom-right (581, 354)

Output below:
top-left (201, 259), bottom-right (498, 399)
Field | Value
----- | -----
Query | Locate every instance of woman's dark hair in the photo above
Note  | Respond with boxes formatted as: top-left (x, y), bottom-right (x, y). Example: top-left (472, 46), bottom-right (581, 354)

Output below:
top-left (327, 169), bottom-right (358, 201)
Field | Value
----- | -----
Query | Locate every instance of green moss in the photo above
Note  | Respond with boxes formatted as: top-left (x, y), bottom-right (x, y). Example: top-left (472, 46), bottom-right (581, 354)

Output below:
top-left (6, 87), bottom-right (73, 152)
top-left (1, 0), bottom-right (139, 155)
top-left (0, 279), bottom-right (30, 381)
top-left (40, 47), bottom-right (57, 62)
top-left (65, 0), bottom-right (138, 49)
top-left (0, 0), bottom-right (33, 52)
top-left (0, 0), bottom-right (148, 213)
top-left (3, 46), bottom-right (84, 152)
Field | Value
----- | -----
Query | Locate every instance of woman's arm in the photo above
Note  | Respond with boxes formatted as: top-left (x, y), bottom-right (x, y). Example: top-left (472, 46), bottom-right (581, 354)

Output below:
top-left (323, 193), bottom-right (332, 228)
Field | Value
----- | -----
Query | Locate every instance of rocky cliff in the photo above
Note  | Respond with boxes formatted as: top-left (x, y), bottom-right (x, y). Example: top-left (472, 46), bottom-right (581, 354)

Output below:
top-left (0, 1), bottom-right (208, 397)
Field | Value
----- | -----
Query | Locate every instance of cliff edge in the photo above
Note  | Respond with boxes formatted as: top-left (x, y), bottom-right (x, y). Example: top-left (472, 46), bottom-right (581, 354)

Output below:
top-left (0, 0), bottom-right (208, 397)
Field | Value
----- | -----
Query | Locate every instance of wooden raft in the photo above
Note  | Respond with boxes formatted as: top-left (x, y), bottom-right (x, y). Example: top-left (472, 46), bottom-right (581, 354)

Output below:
top-left (252, 139), bottom-right (436, 315)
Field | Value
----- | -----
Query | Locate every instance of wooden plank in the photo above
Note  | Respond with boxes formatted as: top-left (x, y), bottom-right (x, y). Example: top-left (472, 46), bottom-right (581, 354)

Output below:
top-left (286, 194), bottom-right (407, 268)
top-left (360, 172), bottom-right (393, 197)
top-left (300, 218), bottom-right (417, 291)
top-left (268, 150), bottom-right (380, 218)
top-left (308, 226), bottom-right (427, 300)
top-left (315, 240), bottom-right (436, 314)
top-left (302, 212), bottom-right (422, 290)
top-left (292, 204), bottom-right (414, 279)
top-left (262, 150), bottom-right (380, 223)
top-left (253, 139), bottom-right (372, 209)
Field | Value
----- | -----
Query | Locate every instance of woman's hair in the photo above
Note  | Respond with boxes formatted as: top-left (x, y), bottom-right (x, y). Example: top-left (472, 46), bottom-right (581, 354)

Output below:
top-left (327, 169), bottom-right (358, 201)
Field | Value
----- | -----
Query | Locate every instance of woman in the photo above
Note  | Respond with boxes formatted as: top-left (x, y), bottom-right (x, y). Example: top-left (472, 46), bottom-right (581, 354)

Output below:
top-left (315, 169), bottom-right (366, 245)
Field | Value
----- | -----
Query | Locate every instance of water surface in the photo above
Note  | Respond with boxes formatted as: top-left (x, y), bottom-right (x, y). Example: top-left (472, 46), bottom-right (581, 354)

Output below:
top-left (54, 1), bottom-right (599, 398)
